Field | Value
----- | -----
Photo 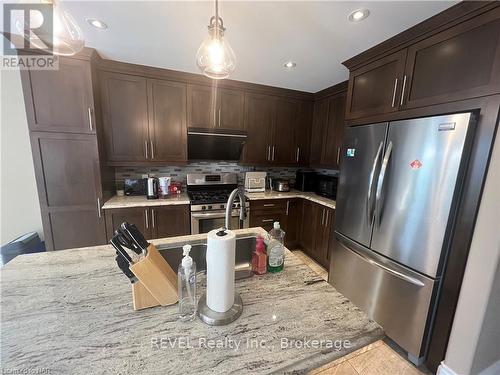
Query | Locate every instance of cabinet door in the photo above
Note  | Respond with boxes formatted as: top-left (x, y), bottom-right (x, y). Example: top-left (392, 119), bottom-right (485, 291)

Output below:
top-left (243, 93), bottom-right (276, 164)
top-left (187, 84), bottom-right (215, 128)
top-left (316, 207), bottom-right (334, 269)
top-left (147, 79), bottom-right (187, 163)
top-left (217, 88), bottom-right (245, 130)
top-left (22, 57), bottom-right (95, 133)
top-left (100, 72), bottom-right (149, 162)
top-left (294, 101), bottom-right (312, 166)
top-left (345, 50), bottom-right (407, 120)
top-left (250, 212), bottom-right (286, 232)
top-left (152, 205), bottom-right (190, 239)
top-left (321, 93), bottom-right (346, 168)
top-left (30, 132), bottom-right (106, 250)
top-left (309, 98), bottom-right (329, 166)
top-left (402, 10), bottom-right (500, 109)
top-left (299, 200), bottom-right (318, 254)
top-left (284, 199), bottom-right (302, 248)
top-left (273, 98), bottom-right (299, 164)
top-left (105, 207), bottom-right (152, 240)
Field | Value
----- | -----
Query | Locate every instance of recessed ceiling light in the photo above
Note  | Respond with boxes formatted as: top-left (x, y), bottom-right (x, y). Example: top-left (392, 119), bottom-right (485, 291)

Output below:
top-left (283, 61), bottom-right (297, 69)
top-left (86, 18), bottom-right (108, 30)
top-left (348, 9), bottom-right (370, 22)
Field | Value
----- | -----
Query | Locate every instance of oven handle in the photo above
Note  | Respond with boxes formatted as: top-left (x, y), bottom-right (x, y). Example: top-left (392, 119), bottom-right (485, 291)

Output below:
top-left (191, 212), bottom-right (227, 219)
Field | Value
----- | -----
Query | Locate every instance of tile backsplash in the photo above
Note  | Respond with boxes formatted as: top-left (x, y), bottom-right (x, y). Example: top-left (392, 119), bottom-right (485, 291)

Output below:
top-left (114, 162), bottom-right (338, 189)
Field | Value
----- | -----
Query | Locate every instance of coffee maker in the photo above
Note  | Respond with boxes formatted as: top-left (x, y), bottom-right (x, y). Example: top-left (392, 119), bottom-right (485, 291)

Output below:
top-left (147, 177), bottom-right (159, 199)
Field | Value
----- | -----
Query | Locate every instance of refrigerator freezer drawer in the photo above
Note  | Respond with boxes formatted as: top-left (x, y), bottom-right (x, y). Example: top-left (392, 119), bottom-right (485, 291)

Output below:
top-left (329, 234), bottom-right (437, 357)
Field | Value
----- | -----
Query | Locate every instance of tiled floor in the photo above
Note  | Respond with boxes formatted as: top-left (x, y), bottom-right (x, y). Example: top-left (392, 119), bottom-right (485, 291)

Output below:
top-left (292, 249), bottom-right (431, 375)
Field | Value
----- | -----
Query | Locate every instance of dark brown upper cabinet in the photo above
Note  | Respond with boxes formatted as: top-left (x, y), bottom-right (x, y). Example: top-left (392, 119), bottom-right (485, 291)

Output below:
top-left (100, 72), bottom-right (187, 164)
top-left (22, 57), bottom-right (96, 134)
top-left (401, 9), bottom-right (500, 110)
top-left (147, 79), bottom-right (187, 163)
top-left (187, 84), bottom-right (244, 131)
top-left (294, 101), bottom-right (313, 166)
top-left (310, 90), bottom-right (347, 169)
top-left (100, 72), bottom-right (149, 163)
top-left (345, 50), bottom-right (407, 120)
top-left (273, 97), bottom-right (300, 164)
top-left (243, 93), bottom-right (276, 164)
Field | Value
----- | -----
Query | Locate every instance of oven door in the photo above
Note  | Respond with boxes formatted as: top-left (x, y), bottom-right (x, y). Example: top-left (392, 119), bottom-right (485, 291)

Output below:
top-left (191, 209), bottom-right (250, 234)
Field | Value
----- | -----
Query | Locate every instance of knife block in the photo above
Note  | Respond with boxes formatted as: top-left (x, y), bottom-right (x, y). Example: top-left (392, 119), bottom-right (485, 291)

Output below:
top-left (130, 243), bottom-right (178, 310)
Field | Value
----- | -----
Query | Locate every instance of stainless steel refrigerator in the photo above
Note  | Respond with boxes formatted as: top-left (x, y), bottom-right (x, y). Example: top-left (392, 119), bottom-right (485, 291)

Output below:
top-left (329, 112), bottom-right (475, 364)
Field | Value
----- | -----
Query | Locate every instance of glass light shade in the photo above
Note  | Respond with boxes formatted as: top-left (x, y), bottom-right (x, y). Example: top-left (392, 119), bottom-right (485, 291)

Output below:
top-left (16, 0), bottom-right (84, 56)
top-left (196, 33), bottom-right (236, 79)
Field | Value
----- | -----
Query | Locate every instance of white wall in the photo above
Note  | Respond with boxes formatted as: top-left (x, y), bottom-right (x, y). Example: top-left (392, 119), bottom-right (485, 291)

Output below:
top-left (0, 68), bottom-right (43, 245)
top-left (439, 129), bottom-right (500, 374)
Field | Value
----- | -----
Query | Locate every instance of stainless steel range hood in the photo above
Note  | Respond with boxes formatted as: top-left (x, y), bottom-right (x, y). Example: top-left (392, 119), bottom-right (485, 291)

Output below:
top-left (187, 128), bottom-right (247, 161)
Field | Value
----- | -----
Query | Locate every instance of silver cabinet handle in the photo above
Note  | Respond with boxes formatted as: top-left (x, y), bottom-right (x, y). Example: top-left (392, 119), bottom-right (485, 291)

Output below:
top-left (286, 201), bottom-right (290, 215)
top-left (296, 147), bottom-right (300, 162)
top-left (267, 145), bottom-right (271, 161)
top-left (263, 203), bottom-right (275, 207)
top-left (150, 139), bottom-right (154, 160)
top-left (87, 107), bottom-right (93, 131)
top-left (336, 147), bottom-right (341, 165)
top-left (97, 197), bottom-right (102, 218)
top-left (366, 142), bottom-right (384, 226)
top-left (151, 208), bottom-right (155, 228)
top-left (272, 146), bottom-right (275, 161)
top-left (145, 209), bottom-right (149, 228)
top-left (391, 78), bottom-right (398, 108)
top-left (375, 141), bottom-right (393, 227)
top-left (325, 210), bottom-right (329, 227)
top-left (144, 140), bottom-right (149, 159)
top-left (321, 209), bottom-right (325, 226)
top-left (218, 107), bottom-right (221, 127)
top-left (400, 75), bottom-right (407, 107)
top-left (262, 219), bottom-right (274, 223)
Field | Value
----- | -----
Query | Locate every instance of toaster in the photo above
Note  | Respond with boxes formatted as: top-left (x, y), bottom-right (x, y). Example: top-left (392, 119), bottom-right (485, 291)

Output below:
top-left (244, 172), bottom-right (266, 193)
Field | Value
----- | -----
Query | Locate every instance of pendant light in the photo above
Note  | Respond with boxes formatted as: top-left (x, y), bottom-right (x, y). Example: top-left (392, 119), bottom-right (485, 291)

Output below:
top-left (196, 0), bottom-right (236, 79)
top-left (16, 0), bottom-right (84, 56)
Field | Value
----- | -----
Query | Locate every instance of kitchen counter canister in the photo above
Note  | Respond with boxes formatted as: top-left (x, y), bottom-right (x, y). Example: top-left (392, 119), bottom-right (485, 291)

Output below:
top-left (1, 228), bottom-right (382, 375)
top-left (246, 189), bottom-right (336, 209)
top-left (102, 192), bottom-right (190, 209)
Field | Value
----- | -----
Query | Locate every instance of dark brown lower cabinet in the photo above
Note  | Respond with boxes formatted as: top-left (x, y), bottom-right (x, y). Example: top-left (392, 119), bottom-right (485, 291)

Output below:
top-left (299, 200), bottom-right (334, 268)
top-left (105, 205), bottom-right (190, 240)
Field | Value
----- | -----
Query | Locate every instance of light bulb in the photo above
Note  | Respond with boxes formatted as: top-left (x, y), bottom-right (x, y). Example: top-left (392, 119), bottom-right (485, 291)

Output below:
top-left (196, 33), bottom-right (236, 79)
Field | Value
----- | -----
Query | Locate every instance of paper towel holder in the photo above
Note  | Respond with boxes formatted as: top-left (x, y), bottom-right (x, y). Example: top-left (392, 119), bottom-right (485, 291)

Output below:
top-left (197, 292), bottom-right (243, 326)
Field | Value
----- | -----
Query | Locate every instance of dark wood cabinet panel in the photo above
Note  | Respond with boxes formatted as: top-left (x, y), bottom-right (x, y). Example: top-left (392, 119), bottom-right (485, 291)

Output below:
top-left (322, 94), bottom-right (347, 169)
top-left (152, 205), bottom-right (190, 238)
top-left (100, 72), bottom-right (149, 162)
top-left (273, 98), bottom-right (299, 164)
top-left (315, 207), bottom-right (334, 268)
top-left (147, 79), bottom-right (187, 163)
top-left (285, 199), bottom-right (302, 248)
top-left (187, 84), bottom-right (215, 128)
top-left (218, 88), bottom-right (245, 130)
top-left (299, 200), bottom-right (318, 254)
top-left (243, 93), bottom-right (276, 164)
top-left (294, 101), bottom-right (312, 166)
top-left (105, 207), bottom-right (151, 240)
top-left (403, 10), bottom-right (500, 109)
top-left (22, 57), bottom-right (95, 133)
top-left (310, 98), bottom-right (329, 166)
top-left (47, 208), bottom-right (106, 250)
top-left (250, 212), bottom-right (285, 232)
top-left (346, 50), bottom-right (406, 120)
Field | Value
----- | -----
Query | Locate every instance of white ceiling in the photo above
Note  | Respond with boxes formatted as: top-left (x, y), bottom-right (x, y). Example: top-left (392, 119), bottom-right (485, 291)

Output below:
top-left (66, 1), bottom-right (456, 92)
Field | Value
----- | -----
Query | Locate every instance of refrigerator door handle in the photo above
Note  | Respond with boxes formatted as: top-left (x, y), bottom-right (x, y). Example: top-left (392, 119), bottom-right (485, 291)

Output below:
top-left (366, 141), bottom-right (384, 225)
top-left (336, 234), bottom-right (425, 287)
top-left (375, 141), bottom-right (393, 227)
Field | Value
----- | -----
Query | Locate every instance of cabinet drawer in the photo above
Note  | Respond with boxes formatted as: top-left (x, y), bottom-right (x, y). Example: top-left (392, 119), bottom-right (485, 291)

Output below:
top-left (250, 199), bottom-right (288, 213)
top-left (250, 212), bottom-right (286, 232)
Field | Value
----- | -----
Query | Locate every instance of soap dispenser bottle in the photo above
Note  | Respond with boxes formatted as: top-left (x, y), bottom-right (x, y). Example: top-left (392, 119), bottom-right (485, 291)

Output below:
top-left (178, 244), bottom-right (197, 321)
top-left (252, 236), bottom-right (267, 275)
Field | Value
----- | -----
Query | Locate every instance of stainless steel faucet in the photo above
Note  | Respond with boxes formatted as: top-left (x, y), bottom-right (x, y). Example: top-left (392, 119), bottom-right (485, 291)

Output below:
top-left (225, 188), bottom-right (247, 230)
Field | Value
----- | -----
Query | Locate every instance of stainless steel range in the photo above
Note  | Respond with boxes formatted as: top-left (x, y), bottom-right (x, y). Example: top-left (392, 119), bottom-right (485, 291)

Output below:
top-left (187, 173), bottom-right (250, 234)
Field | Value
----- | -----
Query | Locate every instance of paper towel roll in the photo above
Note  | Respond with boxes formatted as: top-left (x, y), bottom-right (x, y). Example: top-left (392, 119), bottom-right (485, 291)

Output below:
top-left (206, 228), bottom-right (236, 313)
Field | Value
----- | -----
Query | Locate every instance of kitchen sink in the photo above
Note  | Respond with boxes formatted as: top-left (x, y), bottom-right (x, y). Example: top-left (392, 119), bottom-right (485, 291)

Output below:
top-left (157, 236), bottom-right (256, 280)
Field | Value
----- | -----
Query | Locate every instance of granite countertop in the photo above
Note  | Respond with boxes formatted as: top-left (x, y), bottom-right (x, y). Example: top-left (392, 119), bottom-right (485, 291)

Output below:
top-left (1, 228), bottom-right (382, 374)
top-left (103, 190), bottom-right (335, 210)
top-left (102, 192), bottom-right (190, 209)
top-left (246, 190), bottom-right (336, 209)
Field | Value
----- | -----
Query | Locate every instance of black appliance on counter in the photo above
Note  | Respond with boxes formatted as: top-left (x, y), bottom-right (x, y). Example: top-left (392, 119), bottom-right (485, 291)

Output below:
top-left (295, 170), bottom-right (318, 192)
top-left (124, 178), bottom-right (147, 196)
top-left (316, 174), bottom-right (338, 199)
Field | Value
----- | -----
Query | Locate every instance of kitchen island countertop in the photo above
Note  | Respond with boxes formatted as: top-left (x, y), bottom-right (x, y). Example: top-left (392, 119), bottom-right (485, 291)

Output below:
top-left (1, 228), bottom-right (382, 374)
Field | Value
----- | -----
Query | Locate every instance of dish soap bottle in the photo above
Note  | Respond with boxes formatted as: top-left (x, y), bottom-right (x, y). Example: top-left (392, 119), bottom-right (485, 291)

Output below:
top-left (252, 236), bottom-right (267, 275)
top-left (178, 244), bottom-right (196, 321)
top-left (268, 222), bottom-right (285, 273)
